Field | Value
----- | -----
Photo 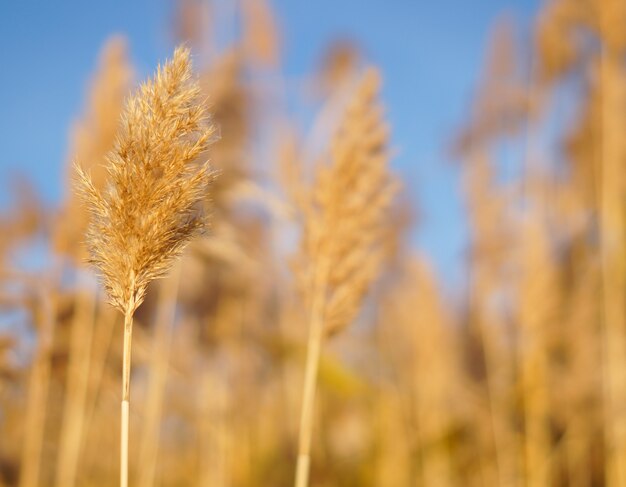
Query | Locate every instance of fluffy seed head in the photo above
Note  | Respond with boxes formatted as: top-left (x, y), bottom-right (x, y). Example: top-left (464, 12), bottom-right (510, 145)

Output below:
top-left (76, 46), bottom-right (216, 314)
top-left (56, 36), bottom-right (133, 261)
top-left (296, 68), bottom-right (398, 336)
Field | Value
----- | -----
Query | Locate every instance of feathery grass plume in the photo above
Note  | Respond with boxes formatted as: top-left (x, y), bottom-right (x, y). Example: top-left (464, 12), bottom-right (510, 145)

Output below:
top-left (241, 0), bottom-right (280, 66)
top-left (173, 0), bottom-right (207, 48)
top-left (533, 0), bottom-right (583, 84)
top-left (453, 16), bottom-right (529, 155)
top-left (293, 68), bottom-right (397, 487)
top-left (315, 40), bottom-right (360, 98)
top-left (75, 45), bottom-right (215, 487)
top-left (199, 50), bottom-right (250, 203)
top-left (76, 46), bottom-right (215, 315)
top-left (55, 35), bottom-right (132, 261)
top-left (54, 37), bottom-right (132, 487)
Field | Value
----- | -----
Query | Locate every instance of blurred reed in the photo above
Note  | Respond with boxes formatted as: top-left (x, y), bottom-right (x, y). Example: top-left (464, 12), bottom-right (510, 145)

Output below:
top-left (0, 1), bottom-right (625, 486)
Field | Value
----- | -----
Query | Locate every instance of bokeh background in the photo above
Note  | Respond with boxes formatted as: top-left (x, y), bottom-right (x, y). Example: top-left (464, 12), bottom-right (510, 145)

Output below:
top-left (1, 0), bottom-right (625, 486)
top-left (0, 0), bottom-right (538, 284)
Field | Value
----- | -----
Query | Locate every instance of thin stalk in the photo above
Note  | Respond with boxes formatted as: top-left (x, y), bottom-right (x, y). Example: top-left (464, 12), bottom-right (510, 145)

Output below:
top-left (197, 370), bottom-right (214, 487)
top-left (520, 274), bottom-right (551, 487)
top-left (197, 368), bottom-right (229, 487)
top-left (474, 303), bottom-right (514, 486)
top-left (294, 260), bottom-right (329, 487)
top-left (600, 52), bottom-right (626, 486)
top-left (55, 274), bottom-right (97, 487)
top-left (121, 304), bottom-right (134, 487)
top-left (83, 304), bottom-right (117, 464)
top-left (138, 263), bottom-right (181, 487)
top-left (598, 34), bottom-right (626, 487)
top-left (566, 415), bottom-right (591, 487)
top-left (519, 51), bottom-right (552, 487)
top-left (196, 292), bottom-right (237, 487)
top-left (19, 286), bottom-right (56, 487)
top-left (467, 152), bottom-right (519, 487)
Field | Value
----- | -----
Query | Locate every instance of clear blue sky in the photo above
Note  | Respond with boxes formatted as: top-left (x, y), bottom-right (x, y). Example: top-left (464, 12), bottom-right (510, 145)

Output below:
top-left (0, 0), bottom-right (539, 287)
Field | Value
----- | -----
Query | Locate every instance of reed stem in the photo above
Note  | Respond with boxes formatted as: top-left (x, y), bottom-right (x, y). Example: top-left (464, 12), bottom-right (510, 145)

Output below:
top-left (56, 275), bottom-right (97, 487)
top-left (138, 263), bottom-right (181, 487)
top-left (598, 33), bottom-right (626, 487)
top-left (20, 287), bottom-right (55, 487)
top-left (294, 261), bottom-right (329, 487)
top-left (121, 305), bottom-right (133, 487)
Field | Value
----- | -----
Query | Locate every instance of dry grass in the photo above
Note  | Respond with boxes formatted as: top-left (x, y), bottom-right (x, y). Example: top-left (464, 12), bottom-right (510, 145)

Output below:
top-left (75, 45), bottom-right (215, 487)
top-left (293, 68), bottom-right (397, 487)
top-left (1, 1), bottom-right (626, 487)
top-left (76, 46), bottom-right (215, 315)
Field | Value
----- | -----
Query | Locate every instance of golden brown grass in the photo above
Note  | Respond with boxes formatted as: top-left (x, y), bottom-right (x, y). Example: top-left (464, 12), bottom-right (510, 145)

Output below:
top-left (598, 16), bottom-right (626, 486)
top-left (18, 287), bottom-right (55, 487)
top-left (3, 1), bottom-right (626, 486)
top-left (54, 37), bottom-right (133, 487)
top-left (293, 68), bottom-right (397, 487)
top-left (55, 35), bottom-right (133, 262)
top-left (75, 45), bottom-right (215, 487)
top-left (76, 46), bottom-right (215, 315)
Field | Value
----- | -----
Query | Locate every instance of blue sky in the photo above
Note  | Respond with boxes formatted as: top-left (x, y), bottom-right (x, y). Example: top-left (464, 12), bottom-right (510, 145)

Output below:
top-left (0, 0), bottom-right (539, 287)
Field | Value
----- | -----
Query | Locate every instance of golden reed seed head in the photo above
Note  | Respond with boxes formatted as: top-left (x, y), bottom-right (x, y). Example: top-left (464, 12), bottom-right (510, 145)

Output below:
top-left (76, 46), bottom-right (216, 315)
top-left (55, 36), bottom-right (133, 261)
top-left (297, 68), bottom-right (398, 337)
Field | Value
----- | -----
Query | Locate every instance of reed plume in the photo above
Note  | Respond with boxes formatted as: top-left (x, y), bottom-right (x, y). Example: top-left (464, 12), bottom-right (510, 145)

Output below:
top-left (55, 37), bottom-right (132, 487)
top-left (241, 0), bottom-right (279, 67)
top-left (56, 35), bottom-right (133, 261)
top-left (293, 68), bottom-right (397, 487)
top-left (6, 1), bottom-right (626, 485)
top-left (75, 45), bottom-right (215, 487)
